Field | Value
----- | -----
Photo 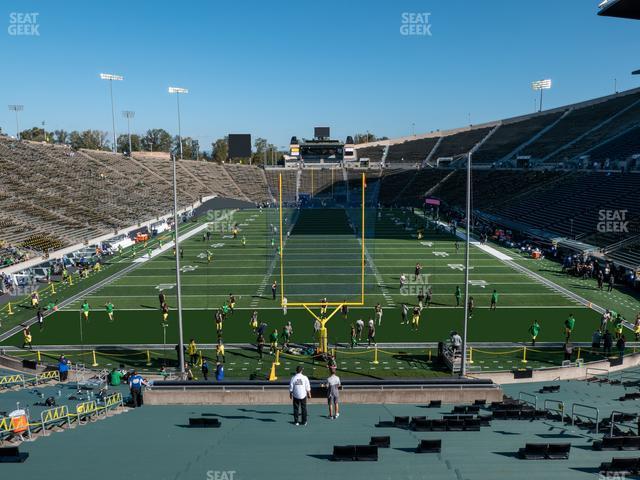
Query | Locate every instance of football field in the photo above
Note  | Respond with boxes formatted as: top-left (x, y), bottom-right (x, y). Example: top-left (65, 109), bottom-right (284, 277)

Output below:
top-left (2, 207), bottom-right (601, 350)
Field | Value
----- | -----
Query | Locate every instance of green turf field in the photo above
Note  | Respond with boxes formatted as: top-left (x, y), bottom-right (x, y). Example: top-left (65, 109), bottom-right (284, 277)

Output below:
top-left (2, 206), bottom-right (604, 354)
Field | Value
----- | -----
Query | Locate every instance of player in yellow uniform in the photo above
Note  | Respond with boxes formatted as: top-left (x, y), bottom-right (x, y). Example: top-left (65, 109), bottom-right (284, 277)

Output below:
top-left (31, 291), bottom-right (40, 309)
top-left (320, 297), bottom-right (328, 316)
top-left (162, 302), bottom-right (169, 325)
top-left (411, 306), bottom-right (420, 331)
top-left (228, 294), bottom-right (236, 314)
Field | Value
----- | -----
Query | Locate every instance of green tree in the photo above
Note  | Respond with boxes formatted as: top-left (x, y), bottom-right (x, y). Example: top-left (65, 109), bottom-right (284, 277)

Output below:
top-left (68, 130), bottom-right (110, 150)
top-left (53, 130), bottom-right (69, 145)
top-left (117, 134), bottom-right (142, 153)
top-left (19, 127), bottom-right (46, 142)
top-left (172, 136), bottom-right (199, 160)
top-left (211, 137), bottom-right (228, 163)
top-left (141, 128), bottom-right (172, 152)
top-left (353, 132), bottom-right (387, 144)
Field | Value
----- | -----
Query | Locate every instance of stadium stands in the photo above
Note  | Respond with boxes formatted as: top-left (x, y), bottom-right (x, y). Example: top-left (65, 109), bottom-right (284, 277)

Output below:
top-left (355, 145), bottom-right (385, 163)
top-left (472, 111), bottom-right (564, 164)
top-left (385, 137), bottom-right (439, 165)
top-left (0, 138), bottom-right (272, 258)
top-left (522, 92), bottom-right (640, 161)
top-left (429, 126), bottom-right (495, 160)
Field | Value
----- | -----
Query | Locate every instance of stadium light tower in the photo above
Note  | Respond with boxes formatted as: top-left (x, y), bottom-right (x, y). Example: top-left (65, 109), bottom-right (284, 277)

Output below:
top-left (122, 110), bottom-right (135, 154)
top-left (171, 153), bottom-right (186, 376)
top-left (8, 105), bottom-right (24, 140)
top-left (168, 87), bottom-right (188, 160)
top-left (532, 79), bottom-right (552, 112)
top-left (99, 73), bottom-right (124, 153)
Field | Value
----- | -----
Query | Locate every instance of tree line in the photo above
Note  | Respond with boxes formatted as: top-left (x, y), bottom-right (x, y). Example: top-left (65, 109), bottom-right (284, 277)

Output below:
top-left (15, 126), bottom-right (386, 164)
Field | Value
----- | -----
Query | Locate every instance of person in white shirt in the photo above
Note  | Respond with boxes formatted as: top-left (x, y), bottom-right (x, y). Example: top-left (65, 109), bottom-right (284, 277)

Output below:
top-left (355, 319), bottom-right (365, 341)
top-left (289, 366), bottom-right (311, 426)
top-left (325, 368), bottom-right (341, 419)
top-left (450, 331), bottom-right (462, 352)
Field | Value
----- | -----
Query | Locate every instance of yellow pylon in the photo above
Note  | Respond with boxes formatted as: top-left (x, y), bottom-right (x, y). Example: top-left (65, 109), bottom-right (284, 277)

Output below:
top-left (198, 351), bottom-right (203, 368)
top-left (91, 350), bottom-right (98, 367)
top-left (275, 349), bottom-right (281, 366)
top-left (7, 302), bottom-right (14, 315)
top-left (428, 349), bottom-right (432, 362)
top-left (50, 283), bottom-right (56, 295)
top-left (372, 346), bottom-right (379, 365)
top-left (146, 350), bottom-right (152, 366)
top-left (576, 347), bottom-right (581, 361)
top-left (268, 362), bottom-right (278, 381)
top-left (468, 347), bottom-right (474, 364)
top-left (521, 346), bottom-right (528, 364)
top-left (37, 350), bottom-right (42, 363)
top-left (68, 275), bottom-right (74, 286)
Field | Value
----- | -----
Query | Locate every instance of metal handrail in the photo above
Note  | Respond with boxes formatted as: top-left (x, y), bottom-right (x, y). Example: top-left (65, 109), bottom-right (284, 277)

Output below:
top-left (572, 403), bottom-right (600, 434)
top-left (610, 410), bottom-right (639, 437)
top-left (39, 405), bottom-right (70, 436)
top-left (585, 366), bottom-right (609, 380)
top-left (543, 398), bottom-right (565, 419)
top-left (518, 391), bottom-right (538, 409)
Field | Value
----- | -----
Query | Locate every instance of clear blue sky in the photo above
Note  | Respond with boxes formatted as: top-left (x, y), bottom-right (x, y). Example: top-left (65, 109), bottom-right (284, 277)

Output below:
top-left (1, 0), bottom-right (639, 149)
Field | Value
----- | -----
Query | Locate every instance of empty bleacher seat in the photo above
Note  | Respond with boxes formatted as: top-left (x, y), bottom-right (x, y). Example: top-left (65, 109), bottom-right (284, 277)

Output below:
top-left (369, 436), bottom-right (390, 448)
top-left (0, 446), bottom-right (28, 463)
top-left (417, 439), bottom-right (442, 453)
top-left (518, 443), bottom-right (571, 460)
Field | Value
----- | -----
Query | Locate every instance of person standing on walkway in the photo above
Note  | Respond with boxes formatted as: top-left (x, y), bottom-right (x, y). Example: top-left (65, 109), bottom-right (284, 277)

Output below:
top-left (325, 367), bottom-right (341, 419)
top-left (129, 370), bottom-right (146, 407)
top-left (289, 366), bottom-right (311, 426)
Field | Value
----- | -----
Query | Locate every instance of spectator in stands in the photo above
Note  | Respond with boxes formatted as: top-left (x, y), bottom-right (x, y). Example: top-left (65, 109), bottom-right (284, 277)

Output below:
top-left (289, 365), bottom-right (311, 426)
top-left (617, 335), bottom-right (626, 359)
top-left (129, 370), bottom-right (146, 407)
top-left (58, 355), bottom-right (70, 382)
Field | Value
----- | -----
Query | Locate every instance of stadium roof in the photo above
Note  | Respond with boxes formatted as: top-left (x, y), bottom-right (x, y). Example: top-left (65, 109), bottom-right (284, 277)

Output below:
top-left (597, 0), bottom-right (640, 20)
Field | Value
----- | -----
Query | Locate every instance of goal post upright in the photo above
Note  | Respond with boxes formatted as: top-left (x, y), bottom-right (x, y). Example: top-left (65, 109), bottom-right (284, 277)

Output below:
top-left (277, 171), bottom-right (368, 353)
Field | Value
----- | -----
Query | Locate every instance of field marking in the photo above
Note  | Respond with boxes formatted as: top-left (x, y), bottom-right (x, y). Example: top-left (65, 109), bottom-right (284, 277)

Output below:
top-left (431, 215), bottom-right (607, 314)
top-left (0, 219), bottom-right (213, 343)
